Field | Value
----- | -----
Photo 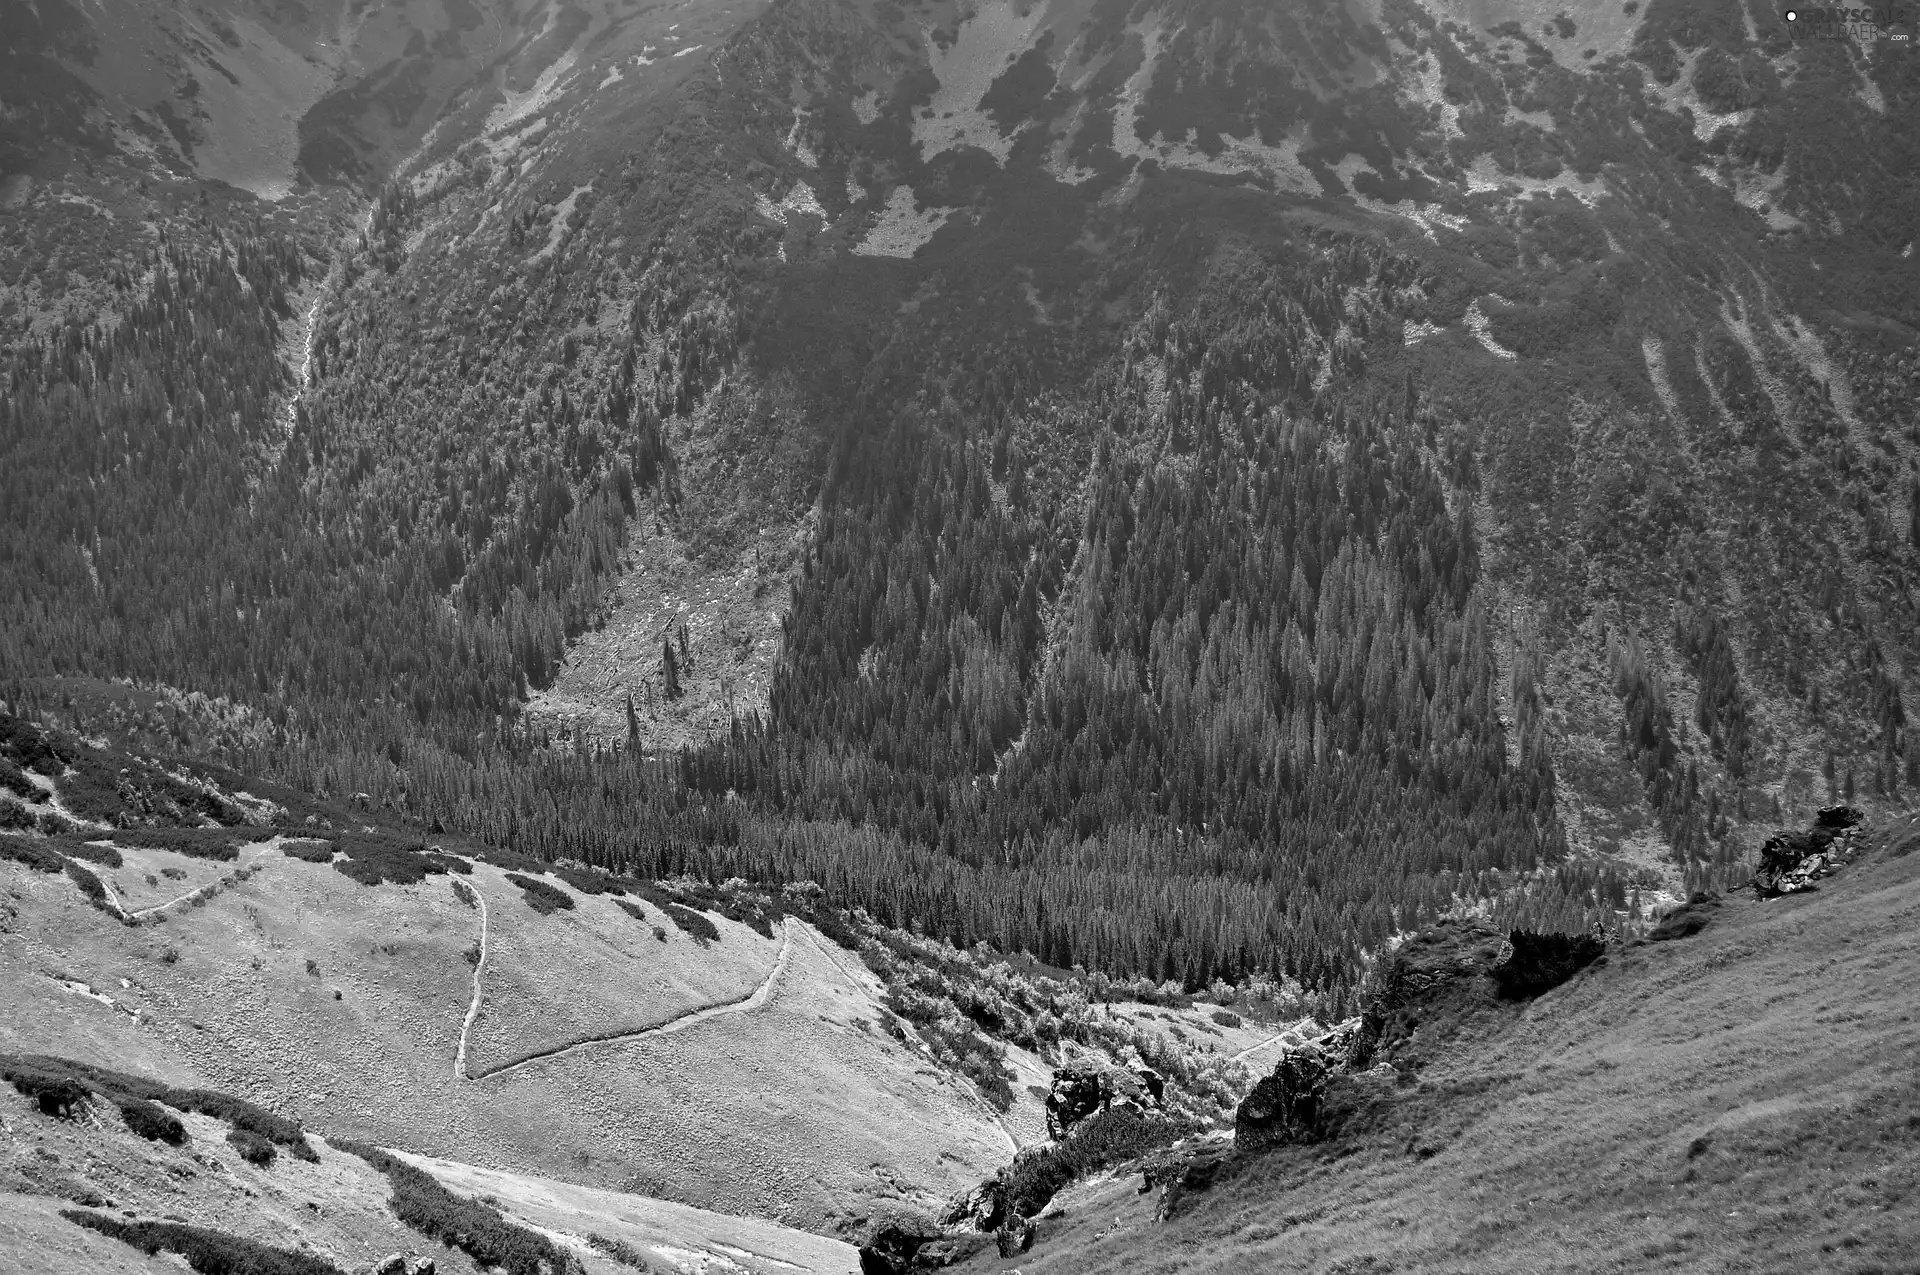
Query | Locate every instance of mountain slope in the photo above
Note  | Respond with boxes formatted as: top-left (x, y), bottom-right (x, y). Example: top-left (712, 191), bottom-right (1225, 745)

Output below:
top-left (943, 810), bottom-right (1920, 1273)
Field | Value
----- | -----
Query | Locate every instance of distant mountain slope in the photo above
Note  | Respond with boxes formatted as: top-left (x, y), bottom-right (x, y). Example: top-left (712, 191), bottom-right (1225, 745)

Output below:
top-left (1, 0), bottom-right (1916, 1007)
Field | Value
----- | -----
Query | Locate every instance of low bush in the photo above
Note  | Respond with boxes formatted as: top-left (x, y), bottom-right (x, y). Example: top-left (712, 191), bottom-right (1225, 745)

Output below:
top-left (329, 832), bottom-right (467, 886)
top-left (60, 1210), bottom-right (345, 1275)
top-left (64, 860), bottom-right (108, 903)
top-left (61, 840), bottom-right (125, 868)
top-left (0, 798), bottom-right (34, 830)
top-left (334, 1141), bottom-right (574, 1275)
top-left (120, 1096), bottom-right (188, 1144)
top-left (0, 832), bottom-right (65, 872)
top-left (614, 898), bottom-right (647, 922)
top-left (1003, 1108), bottom-right (1192, 1218)
top-left (506, 873), bottom-right (575, 914)
top-left (661, 902), bottom-right (719, 945)
top-left (6, 1065), bottom-right (91, 1117)
top-left (106, 827), bottom-right (258, 861)
top-left (226, 1126), bottom-right (277, 1166)
top-left (1, 1053), bottom-right (317, 1160)
top-left (280, 840), bottom-right (335, 864)
top-left (1210, 1009), bottom-right (1243, 1028)
top-left (553, 865), bottom-right (618, 895)
top-left (588, 1233), bottom-right (655, 1270)
top-left (0, 754), bottom-right (36, 798)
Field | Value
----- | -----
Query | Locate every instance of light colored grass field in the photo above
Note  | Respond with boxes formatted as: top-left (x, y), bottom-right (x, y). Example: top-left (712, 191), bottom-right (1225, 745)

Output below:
top-left (0, 845), bottom-right (1017, 1239)
top-left (946, 813), bottom-right (1920, 1273)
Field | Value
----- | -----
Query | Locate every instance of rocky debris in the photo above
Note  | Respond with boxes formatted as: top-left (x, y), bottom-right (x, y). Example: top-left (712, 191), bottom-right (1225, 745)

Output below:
top-left (1755, 806), bottom-right (1866, 897)
top-left (1489, 929), bottom-right (1606, 999)
top-left (1043, 1062), bottom-right (1163, 1141)
top-left (1647, 892), bottom-right (1720, 941)
top-left (371, 1255), bottom-right (406, 1275)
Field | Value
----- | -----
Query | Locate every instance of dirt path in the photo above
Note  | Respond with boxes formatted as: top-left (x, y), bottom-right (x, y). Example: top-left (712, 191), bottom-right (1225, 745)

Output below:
top-left (94, 840), bottom-right (286, 922)
top-left (1230, 1029), bottom-right (1292, 1064)
top-left (464, 917), bottom-right (799, 1082)
top-left (453, 879), bottom-right (490, 1081)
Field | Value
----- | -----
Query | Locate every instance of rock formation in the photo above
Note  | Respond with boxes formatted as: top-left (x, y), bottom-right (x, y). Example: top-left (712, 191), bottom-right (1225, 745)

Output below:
top-left (1754, 806), bottom-right (1866, 896)
top-left (1043, 1061), bottom-right (1163, 1141)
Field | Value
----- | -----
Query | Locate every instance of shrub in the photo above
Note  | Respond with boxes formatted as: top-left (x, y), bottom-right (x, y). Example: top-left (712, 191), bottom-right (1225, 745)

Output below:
top-left (62, 840), bottom-right (125, 868)
top-left (60, 1210), bottom-right (345, 1275)
top-left (120, 1096), bottom-right (187, 1144)
top-left (505, 873), bottom-right (574, 914)
top-left (226, 1126), bottom-right (277, 1166)
top-left (0, 832), bottom-right (64, 873)
top-left (106, 827), bottom-right (257, 861)
top-left (6, 1065), bottom-right (90, 1117)
top-left (1003, 1108), bottom-right (1192, 1218)
top-left (588, 1233), bottom-right (655, 1270)
top-left (614, 898), bottom-right (647, 922)
top-left (0, 754), bottom-right (36, 798)
top-left (280, 840), bottom-right (335, 864)
top-left (334, 1141), bottom-right (573, 1275)
top-left (0, 798), bottom-right (34, 830)
top-left (553, 865), bottom-right (617, 895)
top-left (64, 860), bottom-right (108, 903)
top-left (662, 902), bottom-right (718, 945)
top-left (2, 1053), bottom-right (318, 1160)
top-left (329, 833), bottom-right (463, 886)
top-left (1210, 1009), bottom-right (1243, 1028)
top-left (161, 866), bottom-right (187, 880)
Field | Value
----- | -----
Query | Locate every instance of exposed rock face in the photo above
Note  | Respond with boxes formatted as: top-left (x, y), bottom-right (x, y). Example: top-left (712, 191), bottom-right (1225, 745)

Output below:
top-left (1348, 918), bottom-right (1508, 1070)
top-left (1755, 807), bottom-right (1866, 896)
top-left (1489, 930), bottom-right (1606, 999)
top-left (1043, 1062), bottom-right (1163, 1140)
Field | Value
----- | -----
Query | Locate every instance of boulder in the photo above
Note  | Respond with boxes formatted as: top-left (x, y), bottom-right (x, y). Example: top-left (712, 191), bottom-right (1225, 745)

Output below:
top-left (857, 1216), bottom-right (982, 1274)
top-left (1489, 929), bottom-right (1605, 999)
top-left (1043, 1062), bottom-right (1161, 1141)
top-left (406, 1261), bottom-right (435, 1275)
top-left (1139, 1141), bottom-right (1231, 1220)
top-left (994, 1217), bottom-right (1036, 1258)
top-left (371, 1256), bottom-right (405, 1275)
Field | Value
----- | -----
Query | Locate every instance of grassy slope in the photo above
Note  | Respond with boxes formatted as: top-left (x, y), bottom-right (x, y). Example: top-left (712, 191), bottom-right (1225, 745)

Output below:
top-left (0, 842), bottom-right (1015, 1234)
top-left (953, 813), bottom-right (1920, 1274)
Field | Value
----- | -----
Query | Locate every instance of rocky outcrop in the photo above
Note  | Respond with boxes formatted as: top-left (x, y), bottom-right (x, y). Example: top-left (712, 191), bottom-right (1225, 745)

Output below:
top-left (1489, 929), bottom-right (1606, 999)
top-left (857, 1218), bottom-right (987, 1274)
top-left (1138, 1139), bottom-right (1232, 1220)
top-left (1755, 806), bottom-right (1865, 896)
top-left (1232, 1031), bottom-right (1347, 1150)
top-left (994, 1216), bottom-right (1035, 1257)
top-left (1043, 1061), bottom-right (1163, 1140)
top-left (938, 1174), bottom-right (1009, 1233)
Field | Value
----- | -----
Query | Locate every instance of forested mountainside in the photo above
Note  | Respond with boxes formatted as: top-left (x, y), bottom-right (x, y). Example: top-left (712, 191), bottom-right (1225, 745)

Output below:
top-left (4, 0), bottom-right (1918, 1002)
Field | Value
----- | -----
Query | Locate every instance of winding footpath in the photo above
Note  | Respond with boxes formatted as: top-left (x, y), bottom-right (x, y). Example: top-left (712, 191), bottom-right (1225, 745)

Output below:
top-left (457, 910), bottom-right (799, 1082)
top-left (96, 840), bottom-right (287, 923)
top-left (452, 878), bottom-right (490, 1082)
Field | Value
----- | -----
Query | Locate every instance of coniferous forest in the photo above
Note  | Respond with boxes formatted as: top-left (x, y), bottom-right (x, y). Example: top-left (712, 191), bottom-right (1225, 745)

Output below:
top-left (0, 216), bottom-right (1629, 1007)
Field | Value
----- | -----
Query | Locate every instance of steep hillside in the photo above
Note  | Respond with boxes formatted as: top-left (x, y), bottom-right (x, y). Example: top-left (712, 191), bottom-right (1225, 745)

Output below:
top-left (4, 0), bottom-right (1917, 1018)
top-left (933, 810), bottom-right (1920, 1273)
